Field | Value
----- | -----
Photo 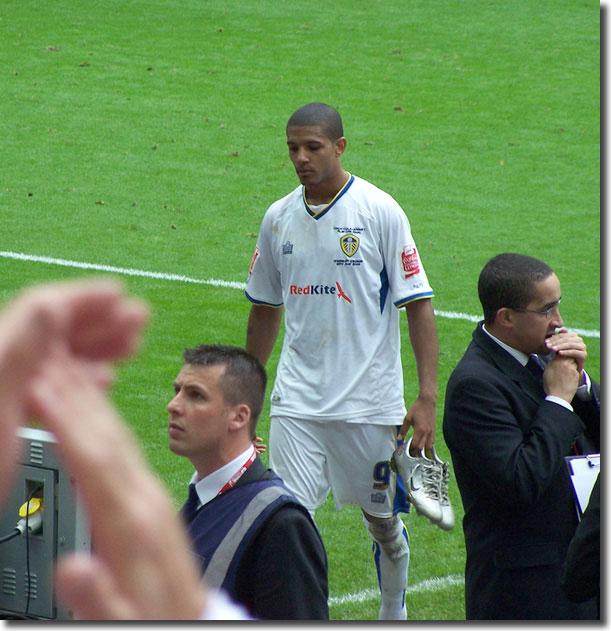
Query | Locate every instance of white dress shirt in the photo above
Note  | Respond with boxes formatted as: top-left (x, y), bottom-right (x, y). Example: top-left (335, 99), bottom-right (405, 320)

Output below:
top-left (189, 444), bottom-right (256, 510)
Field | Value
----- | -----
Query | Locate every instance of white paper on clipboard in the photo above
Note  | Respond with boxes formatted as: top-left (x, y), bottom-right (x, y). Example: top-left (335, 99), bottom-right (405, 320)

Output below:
top-left (565, 453), bottom-right (600, 515)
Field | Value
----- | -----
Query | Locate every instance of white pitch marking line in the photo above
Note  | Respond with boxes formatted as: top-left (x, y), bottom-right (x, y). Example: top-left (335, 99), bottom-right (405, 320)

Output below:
top-left (329, 574), bottom-right (464, 606)
top-left (0, 250), bottom-right (246, 290)
top-left (0, 250), bottom-right (600, 339)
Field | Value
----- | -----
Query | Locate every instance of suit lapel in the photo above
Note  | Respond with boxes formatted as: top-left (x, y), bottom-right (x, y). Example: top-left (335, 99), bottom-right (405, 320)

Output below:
top-left (472, 323), bottom-right (545, 406)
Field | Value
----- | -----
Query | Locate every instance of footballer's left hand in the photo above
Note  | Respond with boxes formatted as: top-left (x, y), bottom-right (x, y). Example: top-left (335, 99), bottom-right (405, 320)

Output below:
top-left (398, 395), bottom-right (436, 455)
top-left (253, 435), bottom-right (267, 455)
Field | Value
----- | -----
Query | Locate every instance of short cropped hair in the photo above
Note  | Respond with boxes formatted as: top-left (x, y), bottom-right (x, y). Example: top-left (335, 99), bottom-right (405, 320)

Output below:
top-left (286, 102), bottom-right (344, 141)
top-left (182, 344), bottom-right (267, 435)
top-left (478, 253), bottom-right (554, 325)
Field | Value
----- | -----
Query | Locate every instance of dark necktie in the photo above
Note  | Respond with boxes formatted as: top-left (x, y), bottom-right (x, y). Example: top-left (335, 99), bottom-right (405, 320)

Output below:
top-left (180, 483), bottom-right (200, 523)
top-left (526, 354), bottom-right (546, 380)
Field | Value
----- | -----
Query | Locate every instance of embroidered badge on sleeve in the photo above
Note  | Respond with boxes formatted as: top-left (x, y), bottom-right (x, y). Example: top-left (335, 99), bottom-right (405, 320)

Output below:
top-left (401, 245), bottom-right (420, 279)
top-left (248, 246), bottom-right (260, 276)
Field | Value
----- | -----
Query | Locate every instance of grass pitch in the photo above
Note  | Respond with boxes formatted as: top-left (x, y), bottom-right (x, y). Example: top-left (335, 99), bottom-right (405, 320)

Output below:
top-left (1, 0), bottom-right (599, 620)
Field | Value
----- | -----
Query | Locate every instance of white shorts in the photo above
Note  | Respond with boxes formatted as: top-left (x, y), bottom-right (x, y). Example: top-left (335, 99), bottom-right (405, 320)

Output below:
top-left (269, 416), bottom-right (410, 518)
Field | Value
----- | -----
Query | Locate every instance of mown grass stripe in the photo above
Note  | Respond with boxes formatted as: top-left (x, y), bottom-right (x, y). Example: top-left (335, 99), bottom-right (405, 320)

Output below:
top-left (1, 250), bottom-right (600, 339)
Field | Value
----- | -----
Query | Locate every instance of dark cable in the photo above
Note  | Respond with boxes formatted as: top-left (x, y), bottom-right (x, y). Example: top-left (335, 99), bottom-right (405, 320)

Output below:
top-left (0, 529), bottom-right (20, 544)
top-left (0, 487), bottom-right (43, 620)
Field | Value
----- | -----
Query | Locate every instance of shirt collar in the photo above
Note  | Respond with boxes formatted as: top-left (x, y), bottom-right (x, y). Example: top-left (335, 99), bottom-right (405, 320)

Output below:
top-left (190, 444), bottom-right (256, 507)
top-left (482, 323), bottom-right (529, 367)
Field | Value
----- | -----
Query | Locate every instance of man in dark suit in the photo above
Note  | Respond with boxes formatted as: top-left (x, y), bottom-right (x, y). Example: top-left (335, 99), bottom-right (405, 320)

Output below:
top-left (443, 253), bottom-right (599, 620)
top-left (167, 344), bottom-right (329, 620)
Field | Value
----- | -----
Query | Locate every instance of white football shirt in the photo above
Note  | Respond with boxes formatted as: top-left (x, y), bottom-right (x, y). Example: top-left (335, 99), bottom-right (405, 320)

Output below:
top-left (246, 174), bottom-right (434, 423)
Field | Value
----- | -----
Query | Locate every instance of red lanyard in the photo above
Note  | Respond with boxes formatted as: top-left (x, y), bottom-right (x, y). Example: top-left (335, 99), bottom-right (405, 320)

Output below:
top-left (216, 450), bottom-right (257, 498)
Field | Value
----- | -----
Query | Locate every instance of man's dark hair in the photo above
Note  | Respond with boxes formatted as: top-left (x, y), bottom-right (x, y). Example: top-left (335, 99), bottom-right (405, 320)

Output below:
top-left (286, 102), bottom-right (344, 141)
top-left (478, 253), bottom-right (554, 325)
top-left (182, 344), bottom-right (267, 435)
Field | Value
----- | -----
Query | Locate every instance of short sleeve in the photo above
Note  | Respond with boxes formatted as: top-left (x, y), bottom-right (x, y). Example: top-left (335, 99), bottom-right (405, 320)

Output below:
top-left (245, 209), bottom-right (283, 307)
top-left (378, 199), bottom-right (433, 308)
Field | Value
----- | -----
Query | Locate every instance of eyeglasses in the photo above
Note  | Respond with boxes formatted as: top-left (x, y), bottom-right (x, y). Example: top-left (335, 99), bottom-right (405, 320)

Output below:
top-left (512, 298), bottom-right (561, 319)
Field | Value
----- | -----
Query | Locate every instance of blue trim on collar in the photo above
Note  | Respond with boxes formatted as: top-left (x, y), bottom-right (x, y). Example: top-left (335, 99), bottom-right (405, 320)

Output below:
top-left (302, 174), bottom-right (355, 220)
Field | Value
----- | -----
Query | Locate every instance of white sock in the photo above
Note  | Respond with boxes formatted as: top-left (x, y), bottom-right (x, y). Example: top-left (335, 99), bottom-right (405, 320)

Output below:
top-left (364, 515), bottom-right (410, 620)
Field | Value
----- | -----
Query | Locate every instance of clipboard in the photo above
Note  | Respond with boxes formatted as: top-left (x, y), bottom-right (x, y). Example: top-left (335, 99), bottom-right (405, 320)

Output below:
top-left (565, 453), bottom-right (600, 517)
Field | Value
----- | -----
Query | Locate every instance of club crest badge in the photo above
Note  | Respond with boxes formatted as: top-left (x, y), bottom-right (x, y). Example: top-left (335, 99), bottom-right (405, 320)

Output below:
top-left (340, 234), bottom-right (359, 258)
